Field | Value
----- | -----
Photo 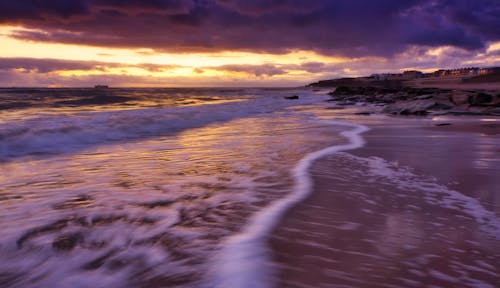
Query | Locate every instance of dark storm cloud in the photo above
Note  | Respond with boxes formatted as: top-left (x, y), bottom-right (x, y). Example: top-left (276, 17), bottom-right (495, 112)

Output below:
top-left (0, 57), bottom-right (111, 73)
top-left (0, 0), bottom-right (89, 20)
top-left (0, 0), bottom-right (498, 57)
top-left (0, 58), bottom-right (180, 73)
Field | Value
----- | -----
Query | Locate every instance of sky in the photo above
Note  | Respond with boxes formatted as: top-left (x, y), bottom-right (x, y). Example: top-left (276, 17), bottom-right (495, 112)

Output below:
top-left (0, 0), bottom-right (499, 87)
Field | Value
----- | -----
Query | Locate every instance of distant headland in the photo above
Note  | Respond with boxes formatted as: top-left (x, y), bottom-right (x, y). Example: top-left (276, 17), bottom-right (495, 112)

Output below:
top-left (308, 67), bottom-right (500, 117)
top-left (307, 67), bottom-right (500, 89)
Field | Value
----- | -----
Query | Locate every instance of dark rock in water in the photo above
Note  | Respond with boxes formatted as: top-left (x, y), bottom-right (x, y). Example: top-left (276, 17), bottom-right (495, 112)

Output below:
top-left (52, 233), bottom-right (83, 251)
top-left (355, 112), bottom-right (372, 115)
top-left (284, 95), bottom-right (299, 100)
top-left (435, 123), bottom-right (452, 126)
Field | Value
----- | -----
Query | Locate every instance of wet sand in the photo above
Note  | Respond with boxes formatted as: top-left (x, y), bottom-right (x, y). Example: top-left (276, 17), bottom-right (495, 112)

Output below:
top-left (424, 121), bottom-right (500, 135)
top-left (270, 118), bottom-right (500, 287)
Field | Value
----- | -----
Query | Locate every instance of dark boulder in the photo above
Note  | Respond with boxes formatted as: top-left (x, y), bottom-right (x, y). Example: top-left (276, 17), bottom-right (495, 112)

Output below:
top-left (383, 99), bottom-right (437, 115)
top-left (449, 92), bottom-right (471, 105)
top-left (284, 95), bottom-right (299, 100)
top-left (471, 93), bottom-right (493, 105)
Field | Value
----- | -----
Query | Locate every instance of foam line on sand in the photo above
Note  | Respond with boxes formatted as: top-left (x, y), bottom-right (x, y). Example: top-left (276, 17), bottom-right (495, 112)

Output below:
top-left (208, 120), bottom-right (370, 288)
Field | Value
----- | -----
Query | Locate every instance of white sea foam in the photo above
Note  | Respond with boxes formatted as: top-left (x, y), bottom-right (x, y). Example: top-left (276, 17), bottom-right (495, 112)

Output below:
top-left (0, 91), bottom-right (342, 288)
top-left (359, 155), bottom-right (500, 239)
top-left (0, 89), bottom-right (327, 161)
top-left (208, 121), bottom-right (369, 288)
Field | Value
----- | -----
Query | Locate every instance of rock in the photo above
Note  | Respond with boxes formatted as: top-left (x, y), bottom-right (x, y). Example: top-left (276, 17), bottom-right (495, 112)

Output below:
top-left (330, 86), bottom-right (378, 96)
top-left (383, 99), bottom-right (437, 115)
top-left (284, 95), bottom-right (299, 100)
top-left (52, 233), bottom-right (83, 251)
top-left (433, 99), bottom-right (455, 110)
top-left (330, 86), bottom-right (359, 95)
top-left (449, 93), bottom-right (469, 105)
top-left (469, 92), bottom-right (493, 106)
top-left (380, 94), bottom-right (396, 103)
top-left (354, 112), bottom-right (372, 115)
top-left (435, 123), bottom-right (452, 126)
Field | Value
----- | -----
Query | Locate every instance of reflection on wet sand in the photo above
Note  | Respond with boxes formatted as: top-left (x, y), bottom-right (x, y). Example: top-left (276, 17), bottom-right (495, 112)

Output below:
top-left (271, 122), bottom-right (500, 288)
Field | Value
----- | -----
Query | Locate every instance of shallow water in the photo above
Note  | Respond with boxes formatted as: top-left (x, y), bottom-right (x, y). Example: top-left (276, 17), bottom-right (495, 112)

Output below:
top-left (0, 87), bottom-right (348, 287)
top-left (1, 88), bottom-right (499, 287)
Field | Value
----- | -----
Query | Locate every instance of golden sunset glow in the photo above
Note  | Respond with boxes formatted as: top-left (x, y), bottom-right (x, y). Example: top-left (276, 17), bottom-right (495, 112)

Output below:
top-left (1, 19), bottom-right (499, 87)
top-left (0, 25), bottom-right (355, 86)
top-left (1, 26), bottom-right (340, 67)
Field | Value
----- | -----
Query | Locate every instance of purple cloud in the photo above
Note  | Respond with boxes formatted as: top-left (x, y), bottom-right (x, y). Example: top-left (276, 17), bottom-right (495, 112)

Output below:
top-left (213, 64), bottom-right (287, 77)
top-left (0, 58), bottom-right (180, 73)
top-left (0, 0), bottom-right (497, 57)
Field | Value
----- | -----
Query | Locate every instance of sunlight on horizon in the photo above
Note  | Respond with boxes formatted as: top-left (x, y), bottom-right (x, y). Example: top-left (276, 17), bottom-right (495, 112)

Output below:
top-left (1, 24), bottom-right (499, 87)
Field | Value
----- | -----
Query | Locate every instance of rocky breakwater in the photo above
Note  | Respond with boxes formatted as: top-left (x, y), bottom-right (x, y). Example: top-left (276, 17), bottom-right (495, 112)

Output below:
top-left (328, 86), bottom-right (500, 116)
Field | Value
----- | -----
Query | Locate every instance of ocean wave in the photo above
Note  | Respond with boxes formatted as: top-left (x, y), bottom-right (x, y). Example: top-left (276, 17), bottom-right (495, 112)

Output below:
top-left (0, 90), bottom-right (327, 161)
top-left (208, 120), bottom-right (370, 288)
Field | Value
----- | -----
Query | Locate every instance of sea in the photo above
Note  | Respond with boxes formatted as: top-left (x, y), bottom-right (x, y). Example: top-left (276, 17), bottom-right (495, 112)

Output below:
top-left (0, 88), bottom-right (499, 288)
top-left (0, 87), bottom-right (349, 287)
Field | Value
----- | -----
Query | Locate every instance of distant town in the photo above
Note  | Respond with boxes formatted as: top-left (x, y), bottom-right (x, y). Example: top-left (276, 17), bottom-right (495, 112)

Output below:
top-left (308, 66), bottom-right (500, 88)
top-left (370, 67), bottom-right (500, 81)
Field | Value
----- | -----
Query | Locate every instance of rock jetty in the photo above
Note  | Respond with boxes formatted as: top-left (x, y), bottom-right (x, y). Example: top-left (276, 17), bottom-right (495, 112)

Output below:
top-left (328, 86), bottom-right (500, 116)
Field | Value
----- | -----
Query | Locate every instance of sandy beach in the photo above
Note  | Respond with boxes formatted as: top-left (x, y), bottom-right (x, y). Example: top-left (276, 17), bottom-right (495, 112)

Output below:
top-left (270, 115), bottom-right (500, 287)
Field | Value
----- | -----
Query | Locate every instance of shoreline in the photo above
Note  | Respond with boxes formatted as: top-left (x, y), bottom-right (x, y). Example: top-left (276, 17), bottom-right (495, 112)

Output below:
top-left (209, 120), bottom-right (369, 288)
top-left (269, 114), bottom-right (500, 287)
top-left (422, 121), bottom-right (500, 135)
